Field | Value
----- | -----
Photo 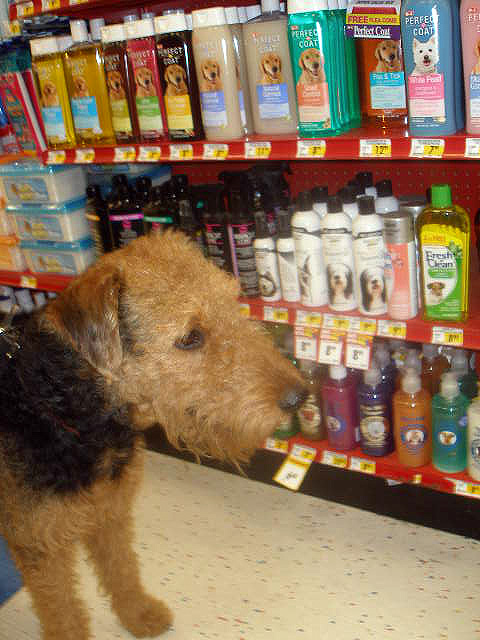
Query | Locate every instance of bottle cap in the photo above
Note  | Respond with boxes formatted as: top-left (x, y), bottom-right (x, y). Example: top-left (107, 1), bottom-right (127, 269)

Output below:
top-left (311, 185), bottom-right (328, 203)
top-left (382, 211), bottom-right (414, 244)
top-left (364, 367), bottom-right (381, 387)
top-left (237, 6), bottom-right (247, 22)
top-left (440, 371), bottom-right (459, 399)
top-left (376, 179), bottom-right (393, 198)
top-left (89, 18), bottom-right (105, 41)
top-left (422, 343), bottom-right (437, 360)
top-left (70, 19), bottom-right (89, 43)
top-left (142, 11), bottom-right (155, 19)
top-left (261, 0), bottom-right (280, 10)
top-left (347, 179), bottom-right (364, 196)
top-left (30, 36), bottom-right (58, 57)
top-left (356, 171), bottom-right (374, 188)
top-left (404, 348), bottom-right (421, 373)
top-left (402, 367), bottom-right (421, 394)
top-left (451, 349), bottom-right (469, 377)
top-left (357, 195), bottom-right (375, 215)
top-left (296, 190), bottom-right (312, 211)
top-left (338, 185), bottom-right (357, 205)
top-left (192, 7), bottom-right (227, 28)
top-left (125, 17), bottom-right (155, 39)
top-left (254, 211), bottom-right (270, 238)
top-left (155, 13), bottom-right (188, 33)
top-left (163, 8), bottom-right (184, 14)
top-left (225, 6), bottom-right (240, 23)
top-left (123, 14), bottom-right (138, 22)
top-left (101, 24), bottom-right (126, 44)
top-left (276, 209), bottom-right (292, 238)
top-left (246, 4), bottom-right (262, 19)
top-left (327, 194), bottom-right (342, 214)
top-left (431, 184), bottom-right (452, 208)
top-left (374, 342), bottom-right (390, 369)
top-left (57, 35), bottom-right (73, 51)
top-left (330, 364), bottom-right (347, 380)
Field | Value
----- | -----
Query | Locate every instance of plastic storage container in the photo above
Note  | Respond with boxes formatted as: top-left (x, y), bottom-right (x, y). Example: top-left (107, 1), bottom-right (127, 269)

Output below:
top-left (21, 237), bottom-right (95, 275)
top-left (0, 235), bottom-right (27, 271)
top-left (0, 163), bottom-right (87, 204)
top-left (7, 197), bottom-right (89, 242)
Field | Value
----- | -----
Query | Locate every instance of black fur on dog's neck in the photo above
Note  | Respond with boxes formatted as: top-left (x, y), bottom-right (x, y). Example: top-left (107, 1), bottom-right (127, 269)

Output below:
top-left (0, 314), bottom-right (138, 495)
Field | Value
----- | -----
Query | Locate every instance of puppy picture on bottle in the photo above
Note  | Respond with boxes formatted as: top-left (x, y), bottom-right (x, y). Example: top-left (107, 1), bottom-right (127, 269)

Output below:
top-left (254, 35), bottom-right (291, 120)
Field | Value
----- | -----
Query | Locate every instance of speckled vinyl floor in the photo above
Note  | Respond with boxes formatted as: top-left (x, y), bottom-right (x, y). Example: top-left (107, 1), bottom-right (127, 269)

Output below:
top-left (1, 450), bottom-right (480, 640)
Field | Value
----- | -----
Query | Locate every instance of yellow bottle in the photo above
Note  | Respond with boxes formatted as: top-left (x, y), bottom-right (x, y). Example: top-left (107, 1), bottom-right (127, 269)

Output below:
top-left (63, 20), bottom-right (115, 146)
top-left (30, 36), bottom-right (76, 150)
top-left (416, 184), bottom-right (470, 323)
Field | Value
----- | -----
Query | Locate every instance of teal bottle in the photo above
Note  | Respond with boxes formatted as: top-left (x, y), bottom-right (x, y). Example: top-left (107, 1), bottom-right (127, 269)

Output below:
top-left (339, 0), bottom-right (361, 128)
top-left (432, 372), bottom-right (470, 473)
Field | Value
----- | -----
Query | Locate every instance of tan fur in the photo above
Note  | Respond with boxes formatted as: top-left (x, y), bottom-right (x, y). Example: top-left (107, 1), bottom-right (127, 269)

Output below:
top-left (473, 40), bottom-right (480, 74)
top-left (298, 48), bottom-right (326, 84)
top-left (260, 52), bottom-right (283, 84)
top-left (42, 81), bottom-right (59, 107)
top-left (164, 64), bottom-right (188, 96)
top-left (107, 70), bottom-right (126, 100)
top-left (375, 39), bottom-right (402, 72)
top-left (199, 59), bottom-right (222, 92)
top-left (135, 67), bottom-right (157, 98)
top-left (72, 75), bottom-right (89, 99)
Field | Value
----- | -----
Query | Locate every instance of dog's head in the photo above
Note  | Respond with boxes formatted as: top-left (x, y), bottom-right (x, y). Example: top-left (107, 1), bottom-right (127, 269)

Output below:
top-left (427, 281), bottom-right (445, 298)
top-left (107, 70), bottom-right (124, 94)
top-left (261, 52), bottom-right (282, 81)
top-left (43, 232), bottom-right (305, 465)
top-left (299, 48), bottom-right (323, 76)
top-left (73, 75), bottom-right (88, 96)
top-left (360, 267), bottom-right (386, 310)
top-left (327, 263), bottom-right (353, 301)
top-left (201, 59), bottom-right (220, 83)
top-left (413, 36), bottom-right (438, 73)
top-left (375, 39), bottom-right (400, 69)
top-left (135, 67), bottom-right (154, 91)
top-left (42, 81), bottom-right (58, 104)
top-left (165, 64), bottom-right (186, 88)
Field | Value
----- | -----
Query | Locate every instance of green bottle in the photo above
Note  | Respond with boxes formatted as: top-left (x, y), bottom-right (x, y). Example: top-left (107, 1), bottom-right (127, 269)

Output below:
top-left (432, 372), bottom-right (469, 473)
top-left (328, 0), bottom-right (350, 131)
top-left (338, 0), bottom-right (361, 128)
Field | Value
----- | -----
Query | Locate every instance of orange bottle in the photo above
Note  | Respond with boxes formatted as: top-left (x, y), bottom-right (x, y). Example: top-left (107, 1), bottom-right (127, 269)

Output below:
top-left (421, 344), bottom-right (449, 397)
top-left (393, 367), bottom-right (432, 467)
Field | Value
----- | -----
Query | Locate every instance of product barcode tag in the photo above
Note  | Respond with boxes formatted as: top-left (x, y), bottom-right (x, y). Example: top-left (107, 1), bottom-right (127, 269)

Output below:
top-left (360, 138), bottom-right (391, 158)
top-left (294, 326), bottom-right (319, 362)
top-left (245, 141), bottom-right (271, 158)
top-left (296, 140), bottom-right (326, 158)
top-left (377, 319), bottom-right (407, 340)
top-left (465, 138), bottom-right (480, 158)
top-left (318, 329), bottom-right (344, 366)
top-left (432, 326), bottom-right (464, 346)
top-left (350, 456), bottom-right (376, 474)
top-left (114, 147), bottom-right (136, 162)
top-left (46, 150), bottom-right (66, 164)
top-left (42, 0), bottom-right (60, 10)
top-left (350, 317), bottom-right (377, 335)
top-left (452, 480), bottom-right (480, 498)
top-left (238, 303), bottom-right (250, 318)
top-left (20, 275), bottom-right (37, 289)
top-left (295, 310), bottom-right (322, 327)
top-left (265, 437), bottom-right (289, 453)
top-left (322, 450), bottom-right (348, 468)
top-left (137, 146), bottom-right (161, 162)
top-left (169, 144), bottom-right (193, 160)
top-left (410, 138), bottom-right (445, 158)
top-left (17, 1), bottom-right (34, 17)
top-left (74, 148), bottom-right (95, 163)
top-left (263, 306), bottom-right (289, 323)
top-left (203, 143), bottom-right (229, 160)
top-left (344, 333), bottom-right (372, 370)
top-left (323, 313), bottom-right (351, 332)
top-left (274, 444), bottom-right (316, 491)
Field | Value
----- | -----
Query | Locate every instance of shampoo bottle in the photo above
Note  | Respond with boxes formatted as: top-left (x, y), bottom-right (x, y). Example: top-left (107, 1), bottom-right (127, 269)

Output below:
top-left (311, 185), bottom-right (329, 218)
top-left (432, 371), bottom-right (469, 473)
top-left (254, 210), bottom-right (282, 302)
top-left (467, 396), bottom-right (480, 481)
top-left (421, 343), bottom-right (450, 396)
top-left (297, 359), bottom-right (325, 440)
top-left (225, 6), bottom-right (254, 135)
top-left (460, 0), bottom-right (480, 134)
top-left (358, 367), bottom-right (393, 456)
top-left (322, 364), bottom-right (359, 451)
top-left (373, 341), bottom-right (397, 396)
top-left (276, 209), bottom-right (301, 302)
top-left (450, 349), bottom-right (479, 400)
top-left (375, 180), bottom-right (398, 214)
top-left (338, 185), bottom-right (359, 221)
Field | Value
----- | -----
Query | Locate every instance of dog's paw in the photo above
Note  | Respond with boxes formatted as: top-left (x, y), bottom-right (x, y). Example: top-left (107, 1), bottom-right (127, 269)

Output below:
top-left (117, 593), bottom-right (173, 637)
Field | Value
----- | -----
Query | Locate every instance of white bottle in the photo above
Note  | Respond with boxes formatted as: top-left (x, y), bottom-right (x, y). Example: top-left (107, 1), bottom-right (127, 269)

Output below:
top-left (254, 211), bottom-right (282, 301)
top-left (352, 195), bottom-right (387, 315)
top-left (467, 397), bottom-right (480, 481)
top-left (311, 185), bottom-right (328, 218)
top-left (225, 6), bottom-right (254, 135)
top-left (276, 209), bottom-right (301, 302)
top-left (291, 191), bottom-right (328, 306)
top-left (375, 179), bottom-right (399, 214)
top-left (191, 7), bottom-right (244, 140)
top-left (320, 195), bottom-right (357, 311)
top-left (338, 184), bottom-right (359, 221)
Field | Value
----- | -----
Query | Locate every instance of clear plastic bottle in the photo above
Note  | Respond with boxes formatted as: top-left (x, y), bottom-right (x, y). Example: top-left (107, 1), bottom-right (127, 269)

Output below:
top-left (421, 343), bottom-right (449, 396)
top-left (467, 396), bottom-right (480, 481)
top-left (297, 359), bottom-right (325, 440)
top-left (450, 348), bottom-right (479, 401)
top-left (322, 364), bottom-right (359, 450)
top-left (358, 367), bottom-right (394, 456)
top-left (276, 209), bottom-right (301, 302)
top-left (432, 371), bottom-right (469, 473)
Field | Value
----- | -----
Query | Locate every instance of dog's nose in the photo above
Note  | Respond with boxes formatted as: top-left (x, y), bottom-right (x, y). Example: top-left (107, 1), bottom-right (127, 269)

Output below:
top-left (389, 53), bottom-right (395, 60)
top-left (279, 386), bottom-right (308, 412)
top-left (272, 66), bottom-right (278, 73)
top-left (211, 72), bottom-right (216, 78)
top-left (313, 62), bottom-right (319, 68)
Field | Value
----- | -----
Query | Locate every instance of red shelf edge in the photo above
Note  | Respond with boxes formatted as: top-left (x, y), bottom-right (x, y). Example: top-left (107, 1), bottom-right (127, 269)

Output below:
top-left (0, 270), bottom-right (73, 292)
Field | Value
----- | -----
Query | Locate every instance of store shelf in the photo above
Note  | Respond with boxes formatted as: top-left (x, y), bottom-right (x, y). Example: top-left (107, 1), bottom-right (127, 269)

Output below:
top-left (37, 129), bottom-right (480, 165)
top-left (9, 0), bottom-right (139, 20)
top-left (265, 434), bottom-right (480, 499)
top-left (0, 270), bottom-right (73, 292)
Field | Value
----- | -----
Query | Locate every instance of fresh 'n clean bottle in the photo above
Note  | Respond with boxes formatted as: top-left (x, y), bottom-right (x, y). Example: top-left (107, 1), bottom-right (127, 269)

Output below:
top-left (432, 371), bottom-right (469, 473)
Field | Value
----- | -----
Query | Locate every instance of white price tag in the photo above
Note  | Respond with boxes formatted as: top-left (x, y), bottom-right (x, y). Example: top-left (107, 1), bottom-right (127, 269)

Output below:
top-left (169, 144), bottom-right (193, 160)
top-left (350, 317), bottom-right (377, 335)
top-left (410, 138), bottom-right (445, 158)
top-left (377, 319), bottom-right (407, 340)
top-left (345, 341), bottom-right (371, 370)
top-left (265, 437), bottom-right (289, 453)
top-left (296, 140), bottom-right (326, 158)
top-left (360, 138), bottom-right (391, 158)
top-left (263, 306), bottom-right (289, 323)
top-left (137, 146), bottom-right (161, 162)
top-left (42, 0), bottom-right (60, 10)
top-left (274, 444), bottom-right (316, 491)
top-left (17, 1), bottom-right (34, 16)
top-left (20, 275), bottom-right (37, 289)
top-left (350, 457), bottom-right (376, 474)
top-left (245, 141), bottom-right (271, 158)
top-left (46, 150), bottom-right (66, 164)
top-left (294, 329), bottom-right (318, 362)
top-left (295, 310), bottom-right (322, 327)
top-left (318, 339), bottom-right (343, 366)
top-left (74, 148), bottom-right (94, 163)
top-left (452, 480), bottom-right (480, 498)
top-left (114, 147), bottom-right (136, 162)
top-left (321, 450), bottom-right (348, 468)
top-left (323, 313), bottom-right (351, 332)
top-left (203, 143), bottom-right (228, 159)
top-left (432, 326), bottom-right (463, 347)
top-left (465, 138), bottom-right (480, 158)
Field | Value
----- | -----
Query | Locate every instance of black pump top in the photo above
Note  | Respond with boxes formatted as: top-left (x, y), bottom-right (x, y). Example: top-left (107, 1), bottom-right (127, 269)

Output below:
top-left (327, 194), bottom-right (343, 214)
top-left (357, 195), bottom-right (376, 215)
top-left (296, 190), bottom-right (312, 211)
top-left (347, 179), bottom-right (364, 196)
top-left (338, 185), bottom-right (356, 205)
top-left (376, 179), bottom-right (393, 198)
top-left (254, 211), bottom-right (270, 239)
top-left (356, 171), bottom-right (373, 188)
top-left (310, 185), bottom-right (328, 203)
top-left (277, 210), bottom-right (293, 238)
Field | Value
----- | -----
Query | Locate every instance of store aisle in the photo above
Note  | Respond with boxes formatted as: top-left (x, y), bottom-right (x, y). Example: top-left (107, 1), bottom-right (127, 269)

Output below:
top-left (1, 450), bottom-right (479, 640)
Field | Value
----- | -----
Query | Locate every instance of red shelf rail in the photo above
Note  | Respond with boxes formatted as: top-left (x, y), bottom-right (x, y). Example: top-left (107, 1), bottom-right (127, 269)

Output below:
top-left (0, 270), bottom-right (73, 292)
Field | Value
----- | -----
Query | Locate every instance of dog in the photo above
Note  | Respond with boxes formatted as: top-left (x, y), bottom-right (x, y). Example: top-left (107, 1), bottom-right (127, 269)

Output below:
top-left (360, 267), bottom-right (386, 313)
top-left (375, 39), bottom-right (402, 72)
top-left (427, 281), bottom-right (445, 304)
top-left (298, 255), bottom-right (312, 301)
top-left (258, 271), bottom-right (279, 298)
top-left (135, 67), bottom-right (157, 98)
top-left (107, 70), bottom-right (126, 100)
top-left (42, 81), bottom-right (59, 107)
top-left (473, 39), bottom-right (480, 74)
top-left (298, 48), bottom-right (326, 84)
top-left (0, 232), bottom-right (305, 640)
top-left (327, 263), bottom-right (354, 308)
top-left (72, 75), bottom-right (89, 99)
top-left (164, 64), bottom-right (188, 96)
top-left (260, 52), bottom-right (283, 84)
top-left (411, 36), bottom-right (439, 75)
top-left (199, 59), bottom-right (222, 92)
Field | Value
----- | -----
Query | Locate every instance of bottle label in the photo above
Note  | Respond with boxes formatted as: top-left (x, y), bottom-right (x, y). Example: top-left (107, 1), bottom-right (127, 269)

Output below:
top-left (400, 422), bottom-right (428, 452)
top-left (165, 94), bottom-right (194, 131)
top-left (157, 42), bottom-right (195, 135)
top-left (64, 56), bottom-right (103, 135)
top-left (256, 82), bottom-right (290, 120)
top-left (231, 221), bottom-right (258, 296)
top-left (255, 246), bottom-right (281, 301)
top-left (104, 52), bottom-right (133, 136)
top-left (33, 59), bottom-right (68, 143)
top-left (128, 41), bottom-right (164, 137)
top-left (470, 74), bottom-right (480, 123)
top-left (321, 227), bottom-right (356, 311)
top-left (407, 73), bottom-right (445, 118)
top-left (419, 225), bottom-right (468, 321)
top-left (291, 227), bottom-right (327, 306)
top-left (200, 90), bottom-right (228, 128)
top-left (298, 393), bottom-right (322, 437)
top-left (385, 240), bottom-right (418, 319)
top-left (277, 249), bottom-right (300, 301)
top-left (71, 95), bottom-right (101, 133)
top-left (360, 403), bottom-right (390, 451)
top-left (370, 71), bottom-right (406, 110)
top-left (353, 228), bottom-right (387, 315)
top-left (204, 222), bottom-right (228, 270)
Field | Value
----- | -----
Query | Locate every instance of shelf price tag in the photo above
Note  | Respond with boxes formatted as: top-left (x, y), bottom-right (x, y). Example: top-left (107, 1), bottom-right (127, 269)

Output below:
top-left (377, 319), bottom-right (407, 340)
top-left (42, 0), bottom-right (60, 10)
top-left (74, 148), bottom-right (94, 163)
top-left (452, 479), bottom-right (480, 498)
top-left (265, 437), bottom-right (289, 453)
top-left (20, 275), bottom-right (37, 289)
top-left (137, 146), bottom-right (161, 162)
top-left (274, 444), bottom-right (316, 491)
top-left (295, 309), bottom-right (322, 327)
top-left (294, 326), bottom-right (319, 362)
top-left (322, 450), bottom-right (348, 468)
top-left (323, 313), bottom-right (351, 332)
top-left (410, 138), bottom-right (445, 158)
top-left (69, 0), bottom-right (88, 5)
top-left (114, 147), bottom-right (136, 162)
top-left (263, 305), bottom-right (289, 323)
top-left (46, 150), bottom-right (66, 164)
top-left (18, 2), bottom-right (34, 17)
top-left (10, 21), bottom-right (21, 36)
top-left (360, 138), bottom-right (391, 158)
top-left (318, 329), bottom-right (344, 366)
top-left (203, 143), bottom-right (229, 160)
top-left (465, 138), bottom-right (480, 158)
top-left (350, 317), bottom-right (377, 335)
top-left (345, 333), bottom-right (372, 370)
top-left (432, 326), bottom-right (464, 347)
top-left (169, 144), bottom-right (193, 160)
top-left (296, 140), bottom-right (326, 158)
top-left (245, 141), bottom-right (271, 158)
top-left (350, 456), bottom-right (376, 474)
top-left (239, 303), bottom-right (250, 318)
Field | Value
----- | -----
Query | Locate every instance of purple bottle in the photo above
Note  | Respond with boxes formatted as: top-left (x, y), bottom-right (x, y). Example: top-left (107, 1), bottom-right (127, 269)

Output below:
top-left (358, 367), bottom-right (394, 457)
top-left (322, 365), bottom-right (359, 451)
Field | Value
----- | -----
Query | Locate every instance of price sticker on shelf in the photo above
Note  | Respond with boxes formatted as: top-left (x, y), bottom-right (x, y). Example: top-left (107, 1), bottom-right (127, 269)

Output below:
top-left (377, 319), bottom-right (407, 340)
top-left (20, 275), bottom-right (38, 289)
top-left (296, 139), bottom-right (326, 158)
top-left (69, 0), bottom-right (88, 5)
top-left (10, 21), bottom-right (21, 36)
top-left (295, 310), bottom-right (322, 327)
top-left (74, 148), bottom-right (94, 163)
top-left (350, 457), bottom-right (376, 474)
top-left (350, 317), bottom-right (377, 335)
top-left (265, 437), bottom-right (289, 453)
top-left (114, 147), bottom-right (136, 162)
top-left (318, 329), bottom-right (344, 366)
top-left (410, 138), bottom-right (445, 158)
top-left (465, 138), bottom-right (480, 158)
top-left (452, 480), bottom-right (480, 498)
top-left (245, 141), bottom-right (271, 159)
top-left (46, 150), bottom-right (66, 164)
top-left (323, 313), bottom-right (351, 332)
top-left (203, 143), bottom-right (229, 160)
top-left (42, 0), bottom-right (60, 10)
top-left (344, 334), bottom-right (372, 370)
top-left (18, 2), bottom-right (34, 17)
top-left (360, 138), bottom-right (391, 158)
top-left (322, 450), bottom-right (348, 468)
top-left (432, 326), bottom-right (464, 346)
top-left (294, 326), bottom-right (319, 362)
top-left (274, 444), bottom-right (316, 491)
top-left (137, 146), bottom-right (161, 162)
top-left (263, 306), bottom-right (289, 323)
top-left (239, 303), bottom-right (250, 318)
top-left (169, 144), bottom-right (193, 160)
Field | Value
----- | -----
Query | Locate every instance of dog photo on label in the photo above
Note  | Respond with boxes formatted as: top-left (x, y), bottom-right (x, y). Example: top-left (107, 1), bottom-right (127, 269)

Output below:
top-left (360, 267), bottom-right (386, 313)
top-left (199, 59), bottom-right (222, 92)
top-left (298, 48), bottom-right (326, 84)
top-left (411, 36), bottom-right (439, 75)
top-left (327, 263), bottom-right (354, 308)
top-left (135, 67), bottom-right (157, 98)
top-left (375, 39), bottom-right (402, 72)
top-left (260, 52), bottom-right (283, 84)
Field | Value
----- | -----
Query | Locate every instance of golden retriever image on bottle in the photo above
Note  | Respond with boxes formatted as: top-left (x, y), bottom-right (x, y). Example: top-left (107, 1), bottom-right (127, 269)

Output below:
top-left (298, 48), bottom-right (326, 84)
top-left (42, 81), bottom-right (59, 107)
top-left (107, 70), bottom-right (126, 101)
top-left (375, 39), bottom-right (402, 72)
top-left (135, 67), bottom-right (157, 98)
top-left (472, 39), bottom-right (480, 74)
top-left (199, 59), bottom-right (222, 92)
top-left (259, 52), bottom-right (283, 84)
top-left (164, 64), bottom-right (188, 96)
top-left (72, 75), bottom-right (90, 99)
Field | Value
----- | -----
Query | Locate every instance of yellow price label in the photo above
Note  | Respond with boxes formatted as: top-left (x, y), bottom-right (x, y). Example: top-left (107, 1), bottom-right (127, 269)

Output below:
top-left (359, 320), bottom-right (376, 334)
top-left (245, 141), bottom-right (271, 159)
top-left (410, 138), bottom-right (445, 159)
top-left (378, 319), bottom-right (407, 339)
top-left (360, 461), bottom-right (375, 473)
top-left (138, 146), bottom-right (161, 162)
top-left (444, 332), bottom-right (463, 345)
top-left (333, 317), bottom-right (350, 330)
top-left (255, 146), bottom-right (270, 157)
top-left (74, 148), bottom-right (94, 163)
top-left (333, 455), bottom-right (347, 467)
top-left (114, 147), bottom-right (136, 162)
top-left (424, 144), bottom-right (442, 156)
top-left (432, 326), bottom-right (463, 347)
top-left (350, 457), bottom-right (376, 474)
top-left (46, 150), bottom-right (66, 164)
top-left (305, 314), bottom-right (322, 326)
top-left (239, 303), bottom-right (250, 318)
top-left (373, 143), bottom-right (390, 156)
top-left (19, 2), bottom-right (34, 16)
top-left (170, 144), bottom-right (193, 160)
top-left (273, 309), bottom-right (289, 323)
top-left (360, 138), bottom-right (391, 158)
top-left (468, 484), bottom-right (480, 496)
top-left (388, 324), bottom-right (406, 338)
top-left (265, 437), bottom-right (288, 453)
top-left (10, 20), bottom-right (21, 35)
top-left (20, 275), bottom-right (37, 289)
top-left (42, 0), bottom-right (60, 10)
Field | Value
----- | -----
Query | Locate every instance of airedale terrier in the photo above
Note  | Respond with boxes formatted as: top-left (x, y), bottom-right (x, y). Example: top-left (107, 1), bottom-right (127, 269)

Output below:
top-left (0, 231), bottom-right (306, 640)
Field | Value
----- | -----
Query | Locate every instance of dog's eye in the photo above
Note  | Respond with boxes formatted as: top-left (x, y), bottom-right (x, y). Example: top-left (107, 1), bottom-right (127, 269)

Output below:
top-left (175, 329), bottom-right (204, 351)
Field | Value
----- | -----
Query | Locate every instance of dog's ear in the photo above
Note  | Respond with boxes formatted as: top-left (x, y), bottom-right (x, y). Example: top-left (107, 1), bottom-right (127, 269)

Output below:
top-left (375, 43), bottom-right (382, 61)
top-left (345, 270), bottom-right (353, 298)
top-left (164, 67), bottom-right (170, 82)
top-left (413, 38), bottom-right (420, 51)
top-left (181, 67), bottom-right (186, 80)
top-left (215, 63), bottom-right (221, 78)
top-left (46, 265), bottom-right (125, 377)
top-left (278, 56), bottom-right (282, 71)
top-left (299, 53), bottom-right (306, 70)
